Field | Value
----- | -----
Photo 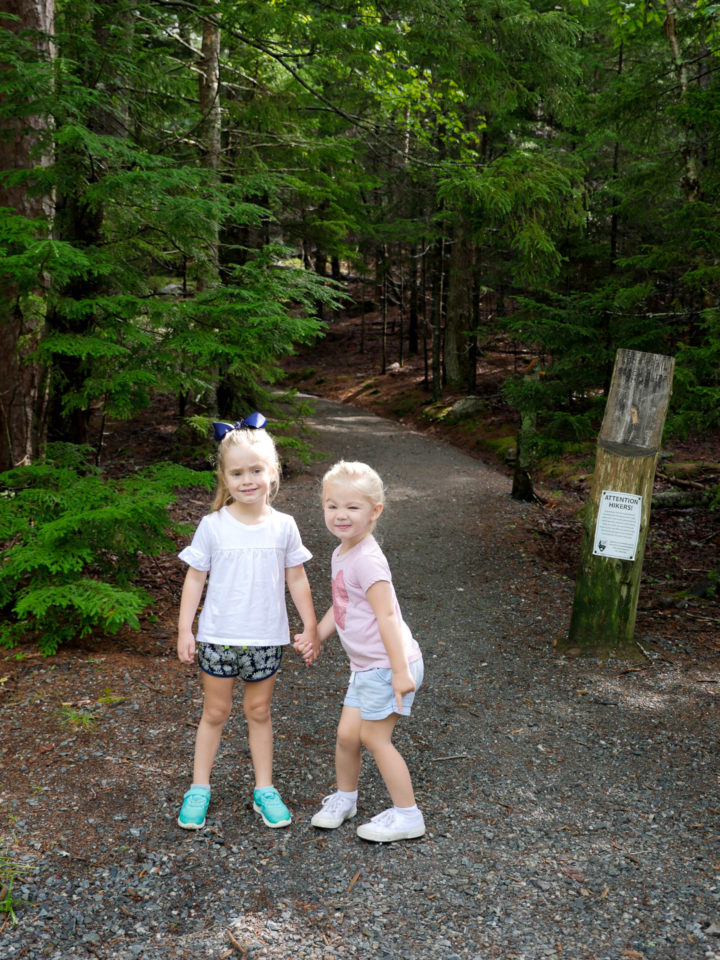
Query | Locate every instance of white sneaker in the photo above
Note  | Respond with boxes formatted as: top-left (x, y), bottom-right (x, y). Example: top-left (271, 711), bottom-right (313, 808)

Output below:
top-left (356, 807), bottom-right (426, 843)
top-left (311, 792), bottom-right (357, 829)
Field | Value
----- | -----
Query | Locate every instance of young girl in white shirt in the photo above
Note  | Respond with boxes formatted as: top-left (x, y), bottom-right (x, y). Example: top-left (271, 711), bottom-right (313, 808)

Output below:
top-left (298, 460), bottom-right (425, 843)
top-left (177, 414), bottom-right (318, 830)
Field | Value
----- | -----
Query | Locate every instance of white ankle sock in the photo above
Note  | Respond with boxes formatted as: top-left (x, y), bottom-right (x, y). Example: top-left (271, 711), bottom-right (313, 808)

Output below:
top-left (338, 789), bottom-right (358, 801)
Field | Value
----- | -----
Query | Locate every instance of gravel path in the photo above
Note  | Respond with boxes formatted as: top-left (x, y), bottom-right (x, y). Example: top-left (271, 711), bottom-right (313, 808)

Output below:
top-left (3, 395), bottom-right (720, 960)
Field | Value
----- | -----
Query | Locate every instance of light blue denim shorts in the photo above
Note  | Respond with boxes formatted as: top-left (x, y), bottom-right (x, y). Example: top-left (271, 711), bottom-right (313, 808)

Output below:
top-left (343, 657), bottom-right (424, 720)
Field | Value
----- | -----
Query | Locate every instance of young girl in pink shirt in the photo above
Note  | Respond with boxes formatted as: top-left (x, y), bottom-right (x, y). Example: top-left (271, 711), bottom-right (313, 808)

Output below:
top-left (298, 460), bottom-right (425, 843)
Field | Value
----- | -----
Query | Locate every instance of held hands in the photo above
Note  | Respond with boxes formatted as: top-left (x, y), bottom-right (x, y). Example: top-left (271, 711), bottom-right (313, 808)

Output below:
top-left (392, 665), bottom-right (416, 712)
top-left (177, 630), bottom-right (196, 665)
top-left (293, 624), bottom-right (320, 666)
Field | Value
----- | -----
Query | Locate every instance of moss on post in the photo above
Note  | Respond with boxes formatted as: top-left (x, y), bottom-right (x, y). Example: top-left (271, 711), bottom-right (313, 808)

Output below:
top-left (562, 349), bottom-right (674, 653)
top-left (568, 450), bottom-right (656, 647)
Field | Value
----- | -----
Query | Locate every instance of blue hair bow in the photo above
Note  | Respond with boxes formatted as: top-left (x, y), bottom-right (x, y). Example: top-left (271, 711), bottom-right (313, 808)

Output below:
top-left (213, 412), bottom-right (267, 442)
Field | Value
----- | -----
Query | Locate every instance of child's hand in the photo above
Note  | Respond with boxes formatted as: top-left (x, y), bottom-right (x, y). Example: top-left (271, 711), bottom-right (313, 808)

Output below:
top-left (292, 635), bottom-right (314, 665)
top-left (392, 666), bottom-right (416, 712)
top-left (293, 625), bottom-right (320, 665)
top-left (177, 630), bottom-right (196, 665)
top-left (293, 637), bottom-right (312, 664)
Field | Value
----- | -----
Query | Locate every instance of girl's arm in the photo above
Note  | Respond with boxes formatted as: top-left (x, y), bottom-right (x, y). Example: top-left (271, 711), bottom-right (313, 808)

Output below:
top-left (365, 580), bottom-right (415, 711)
top-left (177, 566), bottom-right (208, 664)
top-left (286, 564), bottom-right (319, 664)
top-left (317, 605), bottom-right (336, 645)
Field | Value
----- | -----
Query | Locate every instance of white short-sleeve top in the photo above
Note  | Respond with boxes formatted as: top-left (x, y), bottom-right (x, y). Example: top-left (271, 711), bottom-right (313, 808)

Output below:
top-left (178, 506), bottom-right (312, 647)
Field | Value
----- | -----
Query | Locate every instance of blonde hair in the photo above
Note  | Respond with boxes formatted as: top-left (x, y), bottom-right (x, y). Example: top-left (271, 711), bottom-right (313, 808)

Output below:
top-left (211, 425), bottom-right (280, 511)
top-left (322, 460), bottom-right (385, 512)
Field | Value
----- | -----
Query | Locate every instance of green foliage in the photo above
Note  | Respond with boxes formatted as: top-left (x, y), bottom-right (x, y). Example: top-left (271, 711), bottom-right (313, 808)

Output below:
top-left (669, 308), bottom-right (720, 435)
top-left (0, 849), bottom-right (26, 924)
top-left (0, 444), bottom-right (214, 655)
top-left (187, 392), bottom-right (326, 468)
top-left (2, 0), bottom-right (720, 471)
top-left (439, 152), bottom-right (584, 284)
top-left (502, 371), bottom-right (601, 456)
top-left (0, 0), bottom-right (347, 448)
top-left (58, 703), bottom-right (97, 731)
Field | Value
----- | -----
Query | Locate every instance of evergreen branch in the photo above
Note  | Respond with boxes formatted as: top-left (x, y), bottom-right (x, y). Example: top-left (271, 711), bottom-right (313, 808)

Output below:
top-left (156, 0), bottom-right (448, 168)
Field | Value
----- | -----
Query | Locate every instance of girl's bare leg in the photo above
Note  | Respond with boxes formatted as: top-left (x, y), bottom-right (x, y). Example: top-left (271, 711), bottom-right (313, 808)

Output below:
top-left (243, 674), bottom-right (277, 788)
top-left (335, 705), bottom-right (362, 792)
top-left (361, 714), bottom-right (415, 808)
top-left (193, 674), bottom-right (234, 785)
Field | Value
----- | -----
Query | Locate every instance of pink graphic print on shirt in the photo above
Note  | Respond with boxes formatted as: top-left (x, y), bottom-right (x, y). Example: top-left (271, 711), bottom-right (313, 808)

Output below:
top-left (333, 569), bottom-right (349, 631)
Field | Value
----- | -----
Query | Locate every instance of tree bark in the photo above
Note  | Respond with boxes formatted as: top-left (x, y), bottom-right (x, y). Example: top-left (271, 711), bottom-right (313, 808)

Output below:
top-left (664, 0), bottom-right (702, 201)
top-left (0, 0), bottom-right (54, 470)
top-left (199, 10), bottom-right (221, 287)
top-left (430, 238), bottom-right (445, 401)
top-left (511, 363), bottom-right (540, 502)
top-left (444, 223), bottom-right (475, 389)
top-left (651, 489), bottom-right (712, 509)
top-left (408, 244), bottom-right (419, 355)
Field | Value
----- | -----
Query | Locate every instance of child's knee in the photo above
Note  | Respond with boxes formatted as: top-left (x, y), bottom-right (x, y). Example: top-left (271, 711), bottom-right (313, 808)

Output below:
top-left (336, 725), bottom-right (360, 754)
top-left (243, 698), bottom-right (271, 725)
top-left (202, 701), bottom-right (232, 726)
top-left (359, 717), bottom-right (394, 751)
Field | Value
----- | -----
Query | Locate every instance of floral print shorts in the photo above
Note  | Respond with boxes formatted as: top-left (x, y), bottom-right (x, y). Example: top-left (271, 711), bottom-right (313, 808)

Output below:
top-left (197, 643), bottom-right (283, 681)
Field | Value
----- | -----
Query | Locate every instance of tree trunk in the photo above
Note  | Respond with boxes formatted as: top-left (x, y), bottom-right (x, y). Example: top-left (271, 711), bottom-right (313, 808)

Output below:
top-left (444, 224), bottom-right (475, 389)
top-left (511, 363), bottom-right (540, 502)
top-left (0, 0), bottom-right (54, 470)
top-left (314, 241), bottom-right (328, 321)
top-left (609, 43), bottom-right (623, 265)
top-left (378, 246), bottom-right (388, 374)
top-left (199, 10), bottom-right (221, 287)
top-left (408, 245), bottom-right (419, 355)
top-left (197, 10), bottom-right (232, 413)
top-left (430, 238), bottom-right (445, 400)
top-left (664, 0), bottom-right (701, 201)
top-left (651, 489), bottom-right (712, 509)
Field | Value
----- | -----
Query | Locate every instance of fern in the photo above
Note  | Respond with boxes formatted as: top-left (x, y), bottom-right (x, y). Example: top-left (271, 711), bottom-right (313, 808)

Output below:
top-left (0, 444), bottom-right (214, 654)
top-left (10, 581), bottom-right (151, 656)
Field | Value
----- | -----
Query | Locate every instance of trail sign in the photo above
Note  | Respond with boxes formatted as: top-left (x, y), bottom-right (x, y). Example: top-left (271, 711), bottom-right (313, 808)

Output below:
top-left (592, 490), bottom-right (643, 561)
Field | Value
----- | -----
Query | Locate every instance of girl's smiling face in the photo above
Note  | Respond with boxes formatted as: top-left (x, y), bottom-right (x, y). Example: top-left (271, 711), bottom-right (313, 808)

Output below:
top-left (222, 444), bottom-right (275, 513)
top-left (323, 482), bottom-right (383, 552)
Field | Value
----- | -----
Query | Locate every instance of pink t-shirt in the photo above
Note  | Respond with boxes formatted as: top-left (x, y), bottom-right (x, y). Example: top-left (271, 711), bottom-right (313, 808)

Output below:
top-left (331, 535), bottom-right (422, 672)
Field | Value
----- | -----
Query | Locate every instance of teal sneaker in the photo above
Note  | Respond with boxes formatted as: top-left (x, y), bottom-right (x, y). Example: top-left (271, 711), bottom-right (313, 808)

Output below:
top-left (253, 786), bottom-right (291, 828)
top-left (178, 786), bottom-right (210, 830)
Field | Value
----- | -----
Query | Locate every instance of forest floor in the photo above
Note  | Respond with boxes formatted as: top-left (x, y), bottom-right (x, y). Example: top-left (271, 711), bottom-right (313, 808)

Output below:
top-left (1, 301), bottom-right (720, 960)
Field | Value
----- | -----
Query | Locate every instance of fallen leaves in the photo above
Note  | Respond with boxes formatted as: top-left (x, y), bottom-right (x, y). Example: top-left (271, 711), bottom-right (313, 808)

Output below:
top-left (560, 865), bottom-right (586, 884)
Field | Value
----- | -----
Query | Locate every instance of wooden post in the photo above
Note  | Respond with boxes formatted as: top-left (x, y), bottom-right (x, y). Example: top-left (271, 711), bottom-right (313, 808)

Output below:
top-left (511, 360), bottom-right (540, 502)
top-left (565, 349), bottom-right (674, 651)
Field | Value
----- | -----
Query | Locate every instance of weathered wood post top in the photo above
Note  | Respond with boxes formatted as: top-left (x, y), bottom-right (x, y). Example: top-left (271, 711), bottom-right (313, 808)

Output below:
top-left (598, 350), bottom-right (673, 458)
